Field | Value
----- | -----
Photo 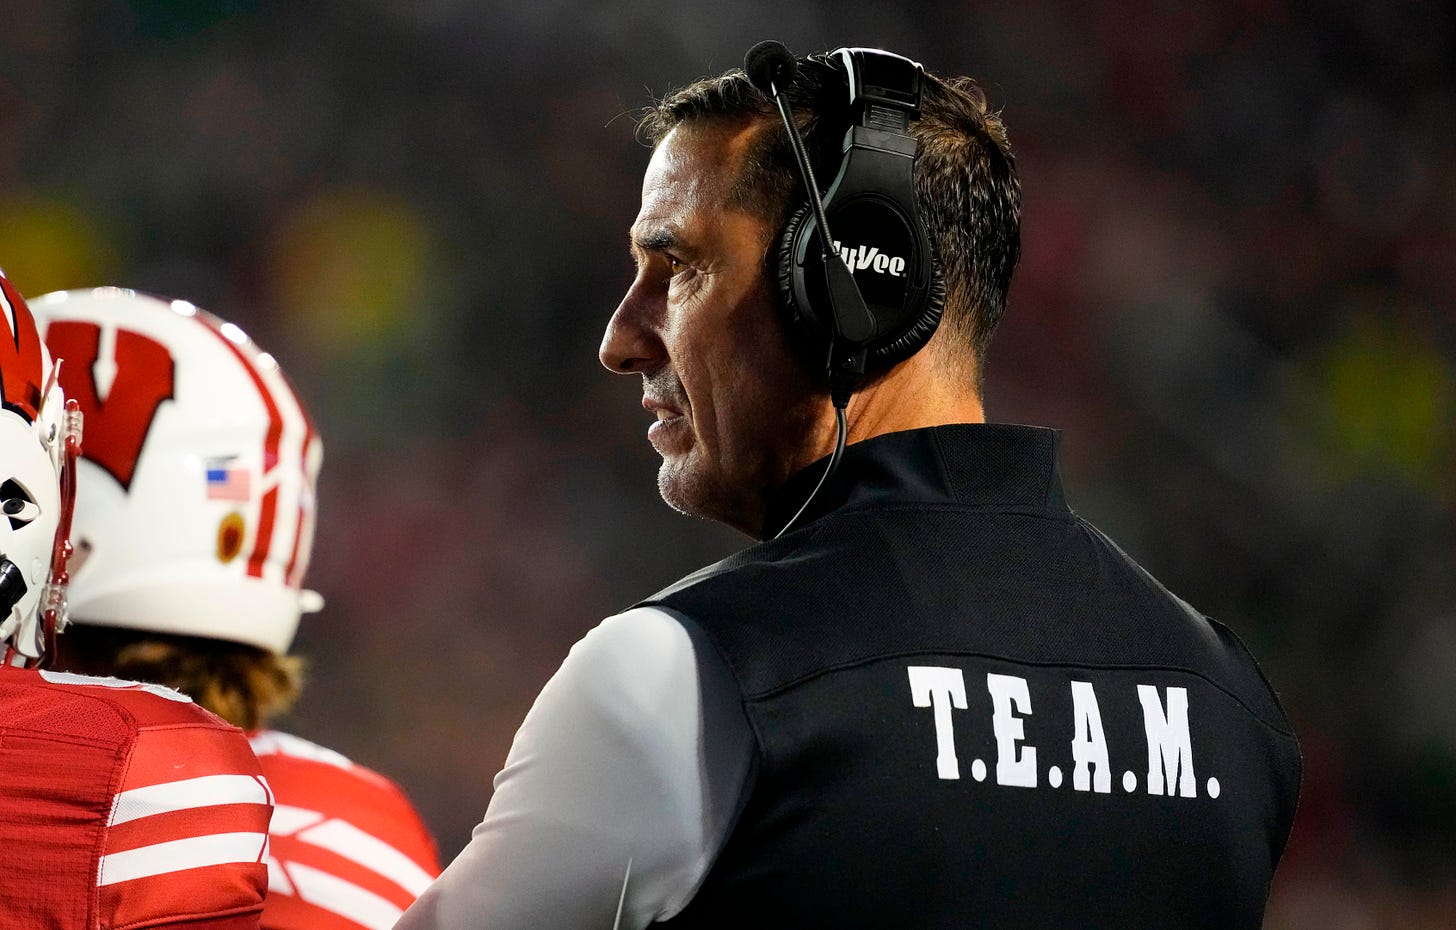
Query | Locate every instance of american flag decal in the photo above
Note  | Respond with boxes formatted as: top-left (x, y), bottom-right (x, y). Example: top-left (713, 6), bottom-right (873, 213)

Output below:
top-left (205, 458), bottom-right (252, 501)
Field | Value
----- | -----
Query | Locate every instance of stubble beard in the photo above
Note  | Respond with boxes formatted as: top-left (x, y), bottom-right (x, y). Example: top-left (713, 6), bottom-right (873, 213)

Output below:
top-left (656, 445), bottom-right (751, 531)
top-left (644, 345), bottom-right (827, 535)
top-left (654, 396), bottom-right (824, 537)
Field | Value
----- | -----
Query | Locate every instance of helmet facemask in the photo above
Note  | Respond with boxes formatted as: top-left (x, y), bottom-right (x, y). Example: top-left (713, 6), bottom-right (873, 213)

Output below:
top-left (0, 276), bottom-right (82, 667)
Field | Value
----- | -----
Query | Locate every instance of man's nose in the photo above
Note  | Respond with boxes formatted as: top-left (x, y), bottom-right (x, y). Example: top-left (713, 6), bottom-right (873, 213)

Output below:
top-left (599, 280), bottom-right (665, 374)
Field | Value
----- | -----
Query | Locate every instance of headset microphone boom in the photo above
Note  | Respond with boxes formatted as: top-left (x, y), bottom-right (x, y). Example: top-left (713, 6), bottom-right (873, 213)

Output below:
top-left (743, 40), bottom-right (944, 537)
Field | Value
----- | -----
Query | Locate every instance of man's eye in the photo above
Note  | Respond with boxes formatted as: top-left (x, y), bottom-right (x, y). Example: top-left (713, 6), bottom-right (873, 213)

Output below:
top-left (668, 257), bottom-right (687, 275)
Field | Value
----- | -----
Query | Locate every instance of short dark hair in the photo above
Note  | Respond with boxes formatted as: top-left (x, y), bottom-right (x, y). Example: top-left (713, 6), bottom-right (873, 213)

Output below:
top-left (638, 52), bottom-right (1021, 384)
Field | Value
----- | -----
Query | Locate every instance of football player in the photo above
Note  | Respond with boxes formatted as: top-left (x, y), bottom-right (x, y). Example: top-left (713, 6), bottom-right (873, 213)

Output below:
top-left (31, 287), bottom-right (441, 930)
top-left (0, 270), bottom-right (274, 929)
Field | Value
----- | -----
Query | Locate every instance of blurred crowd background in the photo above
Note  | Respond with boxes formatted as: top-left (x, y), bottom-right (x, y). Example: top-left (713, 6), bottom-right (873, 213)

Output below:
top-left (1, 0), bottom-right (1452, 925)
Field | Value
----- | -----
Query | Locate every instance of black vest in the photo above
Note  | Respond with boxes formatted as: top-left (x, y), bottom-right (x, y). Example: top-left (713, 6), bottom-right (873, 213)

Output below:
top-left (643, 425), bottom-right (1300, 930)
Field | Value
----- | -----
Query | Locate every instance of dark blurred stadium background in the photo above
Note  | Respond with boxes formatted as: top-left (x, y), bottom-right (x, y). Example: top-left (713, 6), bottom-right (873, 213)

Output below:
top-left (2, 0), bottom-right (1452, 924)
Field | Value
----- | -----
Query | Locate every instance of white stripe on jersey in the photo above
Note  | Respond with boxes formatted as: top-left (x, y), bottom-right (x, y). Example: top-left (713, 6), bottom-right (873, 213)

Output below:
top-left (97, 832), bottom-right (269, 886)
top-left (270, 803), bottom-right (325, 835)
top-left (266, 855), bottom-right (294, 895)
top-left (38, 669), bottom-right (193, 702)
top-left (281, 861), bottom-right (404, 930)
top-left (249, 730), bottom-right (354, 769)
top-left (109, 774), bottom-right (270, 826)
top-left (285, 814), bottom-right (434, 896)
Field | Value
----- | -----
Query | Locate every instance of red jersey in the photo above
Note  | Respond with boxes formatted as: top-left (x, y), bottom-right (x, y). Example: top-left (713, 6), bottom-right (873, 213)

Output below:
top-left (249, 730), bottom-right (441, 930)
top-left (0, 666), bottom-right (272, 930)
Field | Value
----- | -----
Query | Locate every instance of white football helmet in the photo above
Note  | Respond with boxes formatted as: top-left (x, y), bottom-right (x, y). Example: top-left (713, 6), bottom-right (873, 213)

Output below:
top-left (31, 288), bottom-right (323, 654)
top-left (0, 270), bottom-right (81, 665)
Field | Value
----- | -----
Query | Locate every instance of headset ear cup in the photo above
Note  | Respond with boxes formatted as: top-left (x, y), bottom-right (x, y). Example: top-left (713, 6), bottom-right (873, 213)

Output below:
top-left (776, 200), bottom-right (944, 371)
top-left (868, 249), bottom-right (945, 368)
top-left (775, 202), bottom-right (816, 341)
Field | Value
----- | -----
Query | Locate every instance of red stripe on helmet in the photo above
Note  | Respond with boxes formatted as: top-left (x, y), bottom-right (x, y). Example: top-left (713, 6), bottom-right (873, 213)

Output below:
top-left (0, 273), bottom-right (45, 424)
top-left (283, 429), bottom-right (316, 587)
top-left (195, 319), bottom-right (286, 579)
top-left (249, 487), bottom-right (279, 579)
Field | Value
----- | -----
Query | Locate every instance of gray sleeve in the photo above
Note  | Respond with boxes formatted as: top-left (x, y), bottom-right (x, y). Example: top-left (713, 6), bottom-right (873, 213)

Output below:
top-left (392, 606), bottom-right (754, 930)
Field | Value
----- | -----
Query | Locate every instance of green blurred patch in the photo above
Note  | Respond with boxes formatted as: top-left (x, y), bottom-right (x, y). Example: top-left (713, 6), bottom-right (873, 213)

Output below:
top-left (1313, 307), bottom-right (1454, 496)
top-left (271, 186), bottom-right (434, 359)
top-left (268, 184), bottom-right (454, 446)
top-left (0, 196), bottom-right (123, 297)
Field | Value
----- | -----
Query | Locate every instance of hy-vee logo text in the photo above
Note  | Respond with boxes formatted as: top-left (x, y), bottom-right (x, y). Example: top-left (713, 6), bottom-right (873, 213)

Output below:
top-left (833, 241), bottom-right (906, 277)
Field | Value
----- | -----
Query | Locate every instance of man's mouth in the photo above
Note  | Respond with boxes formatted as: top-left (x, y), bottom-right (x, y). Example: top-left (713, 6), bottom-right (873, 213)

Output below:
top-left (648, 412), bottom-right (685, 437)
top-left (643, 400), bottom-right (687, 449)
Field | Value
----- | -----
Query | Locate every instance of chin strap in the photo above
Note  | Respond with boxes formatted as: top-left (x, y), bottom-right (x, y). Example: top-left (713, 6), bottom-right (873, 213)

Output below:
top-left (37, 400), bottom-right (83, 669)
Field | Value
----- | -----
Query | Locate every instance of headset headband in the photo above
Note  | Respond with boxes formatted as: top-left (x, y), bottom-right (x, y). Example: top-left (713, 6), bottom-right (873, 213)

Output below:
top-left (835, 47), bottom-right (923, 125)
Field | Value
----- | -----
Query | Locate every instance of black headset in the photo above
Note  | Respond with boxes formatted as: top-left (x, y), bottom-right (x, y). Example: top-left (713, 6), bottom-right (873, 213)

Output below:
top-left (746, 42), bottom-right (946, 408)
top-left (745, 42), bottom-right (946, 537)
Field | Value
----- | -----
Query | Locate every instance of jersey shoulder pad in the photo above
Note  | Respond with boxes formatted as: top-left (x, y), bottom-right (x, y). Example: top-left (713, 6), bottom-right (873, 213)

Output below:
top-left (254, 728), bottom-right (441, 929)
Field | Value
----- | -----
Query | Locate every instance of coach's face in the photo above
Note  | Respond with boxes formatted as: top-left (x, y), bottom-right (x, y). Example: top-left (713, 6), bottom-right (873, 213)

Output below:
top-left (600, 119), bottom-right (821, 535)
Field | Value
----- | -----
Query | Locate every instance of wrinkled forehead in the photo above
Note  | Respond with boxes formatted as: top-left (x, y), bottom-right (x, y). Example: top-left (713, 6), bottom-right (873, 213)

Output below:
top-left (632, 119), bottom-right (766, 237)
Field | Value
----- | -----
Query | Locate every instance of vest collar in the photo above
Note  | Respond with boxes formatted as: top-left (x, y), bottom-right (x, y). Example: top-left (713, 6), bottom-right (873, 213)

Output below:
top-left (760, 424), bottom-right (1069, 539)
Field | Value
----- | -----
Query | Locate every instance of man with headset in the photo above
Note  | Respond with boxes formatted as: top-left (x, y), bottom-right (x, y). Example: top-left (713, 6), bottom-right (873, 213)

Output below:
top-left (398, 44), bottom-right (1300, 929)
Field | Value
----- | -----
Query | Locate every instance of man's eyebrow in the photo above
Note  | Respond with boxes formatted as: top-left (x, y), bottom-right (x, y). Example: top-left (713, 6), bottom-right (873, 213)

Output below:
top-left (632, 228), bottom-right (679, 253)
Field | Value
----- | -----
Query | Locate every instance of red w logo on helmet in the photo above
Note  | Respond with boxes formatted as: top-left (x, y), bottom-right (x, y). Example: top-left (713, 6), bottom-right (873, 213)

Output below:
top-left (0, 275), bottom-right (45, 425)
top-left (44, 322), bottom-right (175, 491)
